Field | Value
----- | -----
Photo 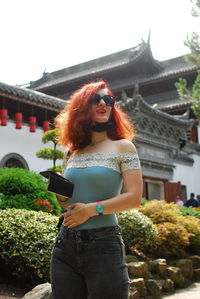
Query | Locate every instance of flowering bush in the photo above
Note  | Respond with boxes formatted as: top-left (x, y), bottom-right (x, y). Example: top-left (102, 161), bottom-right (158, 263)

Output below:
top-left (34, 199), bottom-right (53, 212)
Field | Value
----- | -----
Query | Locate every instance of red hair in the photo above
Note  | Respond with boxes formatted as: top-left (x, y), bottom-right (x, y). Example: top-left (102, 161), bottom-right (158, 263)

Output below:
top-left (55, 79), bottom-right (135, 152)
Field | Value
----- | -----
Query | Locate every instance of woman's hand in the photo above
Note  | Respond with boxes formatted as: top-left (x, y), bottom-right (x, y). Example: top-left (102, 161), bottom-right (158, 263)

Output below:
top-left (63, 202), bottom-right (95, 228)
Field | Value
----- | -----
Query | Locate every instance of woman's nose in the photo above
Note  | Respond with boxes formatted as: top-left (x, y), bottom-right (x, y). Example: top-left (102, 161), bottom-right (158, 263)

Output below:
top-left (98, 98), bottom-right (106, 105)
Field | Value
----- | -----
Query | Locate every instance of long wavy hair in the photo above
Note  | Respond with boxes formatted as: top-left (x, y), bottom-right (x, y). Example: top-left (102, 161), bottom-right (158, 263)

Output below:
top-left (55, 79), bottom-right (135, 152)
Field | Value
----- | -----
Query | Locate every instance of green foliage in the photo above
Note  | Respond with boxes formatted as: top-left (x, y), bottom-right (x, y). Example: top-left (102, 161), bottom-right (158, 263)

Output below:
top-left (36, 128), bottom-right (64, 170)
top-left (0, 168), bottom-right (45, 196)
top-left (185, 0), bottom-right (200, 64)
top-left (140, 198), bottom-right (149, 205)
top-left (0, 208), bottom-right (58, 282)
top-left (175, 70), bottom-right (200, 121)
top-left (177, 205), bottom-right (200, 219)
top-left (47, 165), bottom-right (62, 173)
top-left (117, 209), bottom-right (157, 251)
top-left (175, 0), bottom-right (200, 120)
top-left (191, 0), bottom-right (200, 17)
top-left (0, 168), bottom-right (62, 215)
top-left (36, 148), bottom-right (63, 160)
top-left (148, 222), bottom-right (191, 258)
top-left (42, 128), bottom-right (58, 144)
top-left (185, 32), bottom-right (200, 64)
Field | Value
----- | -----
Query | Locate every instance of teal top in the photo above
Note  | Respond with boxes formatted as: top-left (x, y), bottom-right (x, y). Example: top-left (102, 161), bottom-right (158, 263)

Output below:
top-left (63, 152), bottom-right (141, 230)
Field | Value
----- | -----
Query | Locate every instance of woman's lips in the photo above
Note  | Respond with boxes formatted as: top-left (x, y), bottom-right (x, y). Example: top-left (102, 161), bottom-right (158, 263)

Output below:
top-left (96, 108), bottom-right (106, 113)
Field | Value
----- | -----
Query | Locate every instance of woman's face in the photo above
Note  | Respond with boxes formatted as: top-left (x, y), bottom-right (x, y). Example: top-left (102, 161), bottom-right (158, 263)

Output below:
top-left (91, 88), bottom-right (113, 123)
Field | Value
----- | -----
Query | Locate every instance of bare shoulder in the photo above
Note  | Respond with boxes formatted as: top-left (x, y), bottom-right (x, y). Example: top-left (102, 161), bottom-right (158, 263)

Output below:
top-left (115, 139), bottom-right (137, 153)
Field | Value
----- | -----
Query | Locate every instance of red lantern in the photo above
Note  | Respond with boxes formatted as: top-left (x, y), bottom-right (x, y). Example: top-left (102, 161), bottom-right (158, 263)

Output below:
top-left (29, 116), bottom-right (36, 132)
top-left (0, 109), bottom-right (8, 126)
top-left (43, 120), bottom-right (50, 132)
top-left (15, 112), bottom-right (22, 129)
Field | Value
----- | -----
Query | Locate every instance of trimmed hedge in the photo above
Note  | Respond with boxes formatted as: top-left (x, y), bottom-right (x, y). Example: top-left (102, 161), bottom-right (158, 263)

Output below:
top-left (0, 208), bottom-right (58, 282)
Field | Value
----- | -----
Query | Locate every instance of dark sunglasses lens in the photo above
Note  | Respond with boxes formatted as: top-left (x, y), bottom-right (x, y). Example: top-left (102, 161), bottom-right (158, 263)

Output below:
top-left (103, 95), bottom-right (115, 106)
top-left (92, 94), bottom-right (101, 105)
top-left (91, 94), bottom-right (115, 106)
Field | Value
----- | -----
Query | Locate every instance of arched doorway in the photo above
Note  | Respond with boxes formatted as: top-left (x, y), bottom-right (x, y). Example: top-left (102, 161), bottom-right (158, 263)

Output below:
top-left (0, 153), bottom-right (29, 169)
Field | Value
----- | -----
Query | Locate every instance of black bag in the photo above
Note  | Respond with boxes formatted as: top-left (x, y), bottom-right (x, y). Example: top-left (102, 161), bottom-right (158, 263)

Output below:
top-left (40, 170), bottom-right (74, 198)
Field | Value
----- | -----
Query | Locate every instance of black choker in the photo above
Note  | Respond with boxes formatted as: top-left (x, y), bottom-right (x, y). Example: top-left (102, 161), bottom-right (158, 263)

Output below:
top-left (91, 122), bottom-right (110, 132)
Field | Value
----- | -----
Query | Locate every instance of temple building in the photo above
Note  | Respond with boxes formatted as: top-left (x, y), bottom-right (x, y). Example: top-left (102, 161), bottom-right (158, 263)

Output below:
top-left (1, 39), bottom-right (200, 202)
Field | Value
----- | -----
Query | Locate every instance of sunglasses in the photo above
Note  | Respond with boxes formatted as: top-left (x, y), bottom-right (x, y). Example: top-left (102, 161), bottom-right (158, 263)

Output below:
top-left (90, 94), bottom-right (116, 107)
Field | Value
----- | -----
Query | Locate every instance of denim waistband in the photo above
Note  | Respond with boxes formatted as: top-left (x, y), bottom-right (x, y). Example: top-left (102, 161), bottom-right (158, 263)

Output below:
top-left (65, 225), bottom-right (120, 241)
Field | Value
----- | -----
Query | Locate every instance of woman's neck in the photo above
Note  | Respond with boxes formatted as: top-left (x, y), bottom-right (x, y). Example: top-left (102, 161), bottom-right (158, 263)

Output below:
top-left (90, 131), bottom-right (108, 146)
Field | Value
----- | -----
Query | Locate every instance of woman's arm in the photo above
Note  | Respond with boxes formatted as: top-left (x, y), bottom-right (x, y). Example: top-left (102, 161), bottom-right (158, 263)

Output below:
top-left (56, 194), bottom-right (69, 210)
top-left (91, 167), bottom-right (142, 213)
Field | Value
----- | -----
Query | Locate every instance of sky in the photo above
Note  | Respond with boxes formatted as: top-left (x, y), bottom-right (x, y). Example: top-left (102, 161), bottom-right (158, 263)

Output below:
top-left (0, 0), bottom-right (199, 86)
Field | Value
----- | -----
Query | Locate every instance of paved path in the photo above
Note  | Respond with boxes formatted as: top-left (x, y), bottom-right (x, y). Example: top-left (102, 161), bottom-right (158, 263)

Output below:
top-left (162, 282), bottom-right (200, 298)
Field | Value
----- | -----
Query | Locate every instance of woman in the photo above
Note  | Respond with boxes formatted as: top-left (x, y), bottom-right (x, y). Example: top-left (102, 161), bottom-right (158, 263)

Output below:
top-left (50, 79), bottom-right (143, 299)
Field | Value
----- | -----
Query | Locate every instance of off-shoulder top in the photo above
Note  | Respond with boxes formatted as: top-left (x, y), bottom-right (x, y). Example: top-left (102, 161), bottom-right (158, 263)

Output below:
top-left (63, 152), bottom-right (141, 230)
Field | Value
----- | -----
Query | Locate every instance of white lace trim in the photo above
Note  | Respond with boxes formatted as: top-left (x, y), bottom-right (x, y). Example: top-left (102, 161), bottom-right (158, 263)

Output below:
top-left (66, 152), bottom-right (141, 173)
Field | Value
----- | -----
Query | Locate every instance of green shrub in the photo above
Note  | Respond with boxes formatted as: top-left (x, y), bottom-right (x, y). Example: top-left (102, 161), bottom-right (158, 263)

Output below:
top-left (140, 198), bottom-right (149, 205)
top-left (177, 205), bottom-right (200, 219)
top-left (0, 168), bottom-right (62, 215)
top-left (148, 222), bottom-right (191, 258)
top-left (0, 168), bottom-right (46, 195)
top-left (117, 209), bottom-right (157, 251)
top-left (0, 208), bottom-right (58, 282)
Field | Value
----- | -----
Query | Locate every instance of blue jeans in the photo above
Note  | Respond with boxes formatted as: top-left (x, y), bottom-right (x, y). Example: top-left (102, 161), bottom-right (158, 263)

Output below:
top-left (50, 225), bottom-right (129, 299)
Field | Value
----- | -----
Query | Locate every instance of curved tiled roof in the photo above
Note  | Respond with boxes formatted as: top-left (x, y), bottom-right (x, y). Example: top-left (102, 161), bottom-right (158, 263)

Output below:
top-left (29, 41), bottom-right (162, 91)
top-left (158, 99), bottom-right (193, 112)
top-left (140, 57), bottom-right (200, 85)
top-left (28, 39), bottom-right (200, 93)
top-left (119, 93), bottom-right (193, 127)
top-left (0, 81), bottom-right (66, 110)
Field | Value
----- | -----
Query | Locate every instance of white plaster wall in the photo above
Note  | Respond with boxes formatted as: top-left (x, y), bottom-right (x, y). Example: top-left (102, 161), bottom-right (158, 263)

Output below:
top-left (0, 121), bottom-right (65, 173)
top-left (173, 154), bottom-right (200, 197)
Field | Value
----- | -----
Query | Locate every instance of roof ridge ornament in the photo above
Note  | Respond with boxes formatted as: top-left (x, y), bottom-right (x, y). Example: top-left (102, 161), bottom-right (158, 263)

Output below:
top-left (147, 29), bottom-right (151, 44)
top-left (121, 90), bottom-right (128, 101)
top-left (132, 83), bottom-right (140, 98)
